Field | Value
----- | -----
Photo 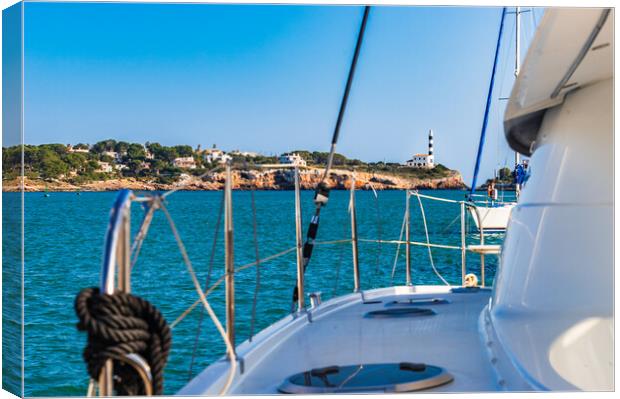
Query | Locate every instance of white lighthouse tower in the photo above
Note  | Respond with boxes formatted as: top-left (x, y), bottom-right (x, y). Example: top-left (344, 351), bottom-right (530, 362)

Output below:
top-left (428, 129), bottom-right (435, 167)
top-left (405, 129), bottom-right (435, 168)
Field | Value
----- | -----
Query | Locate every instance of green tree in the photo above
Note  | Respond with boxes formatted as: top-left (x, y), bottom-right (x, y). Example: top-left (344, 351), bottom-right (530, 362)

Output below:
top-left (92, 139), bottom-right (117, 153)
top-left (40, 143), bottom-right (68, 156)
top-left (126, 143), bottom-right (146, 160)
top-left (38, 148), bottom-right (68, 179)
top-left (100, 154), bottom-right (114, 163)
top-left (174, 145), bottom-right (194, 157)
top-left (498, 167), bottom-right (512, 182)
top-left (65, 153), bottom-right (88, 172)
top-left (159, 147), bottom-right (179, 162)
top-left (114, 141), bottom-right (130, 154)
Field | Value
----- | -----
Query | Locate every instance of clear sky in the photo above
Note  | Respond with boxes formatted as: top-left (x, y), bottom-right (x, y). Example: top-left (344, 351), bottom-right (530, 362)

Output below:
top-left (21, 2), bottom-right (542, 183)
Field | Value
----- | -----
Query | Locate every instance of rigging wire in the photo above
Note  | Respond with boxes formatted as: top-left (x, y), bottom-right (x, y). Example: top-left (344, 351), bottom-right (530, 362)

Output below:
top-left (370, 183), bottom-right (383, 274)
top-left (496, 16), bottom-right (514, 169)
top-left (171, 246), bottom-right (298, 331)
top-left (187, 192), bottom-right (225, 381)
top-left (159, 202), bottom-right (236, 395)
top-left (130, 199), bottom-right (159, 270)
top-left (331, 209), bottom-right (350, 298)
top-left (292, 5), bottom-right (371, 307)
top-left (162, 164), bottom-right (222, 200)
top-left (321, 6), bottom-right (371, 182)
top-left (390, 208), bottom-right (408, 284)
top-left (413, 193), bottom-right (450, 285)
top-left (249, 189), bottom-right (261, 342)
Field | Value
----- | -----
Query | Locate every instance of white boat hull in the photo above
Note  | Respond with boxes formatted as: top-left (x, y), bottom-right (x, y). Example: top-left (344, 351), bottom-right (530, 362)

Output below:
top-left (468, 203), bottom-right (515, 232)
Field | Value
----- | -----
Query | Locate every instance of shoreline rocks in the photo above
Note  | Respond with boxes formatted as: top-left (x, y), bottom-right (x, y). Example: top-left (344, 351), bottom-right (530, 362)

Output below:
top-left (2, 167), bottom-right (467, 192)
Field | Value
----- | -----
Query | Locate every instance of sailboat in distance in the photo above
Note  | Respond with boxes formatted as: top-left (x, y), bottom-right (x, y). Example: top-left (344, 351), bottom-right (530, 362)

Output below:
top-left (467, 6), bottom-right (533, 233)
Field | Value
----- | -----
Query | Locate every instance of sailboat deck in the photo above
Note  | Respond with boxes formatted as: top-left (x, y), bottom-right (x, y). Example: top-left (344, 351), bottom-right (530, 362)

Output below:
top-left (180, 286), bottom-right (500, 394)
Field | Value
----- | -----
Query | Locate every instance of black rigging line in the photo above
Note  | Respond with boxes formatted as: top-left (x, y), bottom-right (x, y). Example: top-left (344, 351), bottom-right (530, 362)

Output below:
top-left (292, 6), bottom-right (371, 307)
top-left (187, 192), bottom-right (225, 381)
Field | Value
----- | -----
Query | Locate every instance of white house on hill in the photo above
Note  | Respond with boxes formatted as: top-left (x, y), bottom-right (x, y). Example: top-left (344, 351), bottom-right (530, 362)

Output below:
top-left (173, 157), bottom-right (197, 169)
top-left (96, 161), bottom-right (113, 173)
top-left (279, 153), bottom-right (307, 167)
top-left (203, 147), bottom-right (232, 164)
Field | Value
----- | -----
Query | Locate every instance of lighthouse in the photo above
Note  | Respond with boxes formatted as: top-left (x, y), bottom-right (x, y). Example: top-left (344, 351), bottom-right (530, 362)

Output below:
top-left (404, 129), bottom-right (436, 168)
top-left (428, 129), bottom-right (435, 166)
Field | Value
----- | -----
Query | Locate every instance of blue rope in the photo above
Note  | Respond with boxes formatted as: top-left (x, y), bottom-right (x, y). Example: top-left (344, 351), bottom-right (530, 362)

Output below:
top-left (469, 7), bottom-right (507, 199)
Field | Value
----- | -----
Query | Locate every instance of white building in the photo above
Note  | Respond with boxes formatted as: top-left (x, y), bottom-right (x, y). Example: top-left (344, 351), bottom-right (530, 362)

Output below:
top-left (96, 161), bottom-right (113, 173)
top-left (103, 151), bottom-right (122, 162)
top-left (203, 148), bottom-right (232, 164)
top-left (144, 146), bottom-right (155, 160)
top-left (67, 144), bottom-right (90, 154)
top-left (279, 153), bottom-right (307, 167)
top-left (173, 157), bottom-right (197, 169)
top-left (230, 150), bottom-right (260, 158)
top-left (405, 129), bottom-right (435, 168)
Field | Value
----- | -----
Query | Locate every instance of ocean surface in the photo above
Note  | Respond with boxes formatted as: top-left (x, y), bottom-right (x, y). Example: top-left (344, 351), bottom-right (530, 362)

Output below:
top-left (3, 189), bottom-right (508, 396)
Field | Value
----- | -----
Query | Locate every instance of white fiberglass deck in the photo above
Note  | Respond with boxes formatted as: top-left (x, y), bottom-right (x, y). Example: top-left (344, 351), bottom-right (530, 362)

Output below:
top-left (180, 285), bottom-right (501, 394)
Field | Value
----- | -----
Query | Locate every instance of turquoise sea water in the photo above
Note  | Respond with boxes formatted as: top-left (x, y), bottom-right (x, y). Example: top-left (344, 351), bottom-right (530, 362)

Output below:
top-left (4, 189), bottom-right (505, 396)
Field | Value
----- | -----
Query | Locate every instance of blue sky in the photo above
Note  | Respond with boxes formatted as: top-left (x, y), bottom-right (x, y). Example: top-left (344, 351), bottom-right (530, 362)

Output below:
top-left (20, 2), bottom-right (541, 183)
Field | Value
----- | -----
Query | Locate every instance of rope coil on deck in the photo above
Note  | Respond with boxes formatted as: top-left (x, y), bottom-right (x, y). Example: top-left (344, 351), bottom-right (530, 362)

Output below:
top-left (75, 287), bottom-right (171, 395)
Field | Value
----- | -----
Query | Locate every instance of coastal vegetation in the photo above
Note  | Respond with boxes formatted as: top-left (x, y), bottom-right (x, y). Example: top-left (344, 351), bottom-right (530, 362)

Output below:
top-left (480, 167), bottom-right (514, 189)
top-left (2, 140), bottom-right (461, 190)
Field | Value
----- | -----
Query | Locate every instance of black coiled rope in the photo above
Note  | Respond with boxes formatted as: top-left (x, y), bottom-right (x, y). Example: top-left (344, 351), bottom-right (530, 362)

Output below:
top-left (75, 287), bottom-right (171, 395)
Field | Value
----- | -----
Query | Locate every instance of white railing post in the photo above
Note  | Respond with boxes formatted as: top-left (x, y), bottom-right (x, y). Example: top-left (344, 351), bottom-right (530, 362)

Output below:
top-left (405, 190), bottom-right (412, 286)
top-left (224, 163), bottom-right (236, 353)
top-left (460, 201), bottom-right (466, 286)
top-left (468, 203), bottom-right (486, 287)
top-left (479, 207), bottom-right (485, 287)
top-left (294, 167), bottom-right (305, 311)
top-left (350, 173), bottom-right (360, 292)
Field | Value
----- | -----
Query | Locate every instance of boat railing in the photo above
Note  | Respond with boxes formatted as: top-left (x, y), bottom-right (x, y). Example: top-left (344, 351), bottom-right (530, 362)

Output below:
top-left (467, 193), bottom-right (515, 207)
top-left (89, 167), bottom-right (501, 396)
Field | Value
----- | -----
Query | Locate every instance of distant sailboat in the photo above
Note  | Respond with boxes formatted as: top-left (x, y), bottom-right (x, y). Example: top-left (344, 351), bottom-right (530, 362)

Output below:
top-left (467, 6), bottom-right (530, 233)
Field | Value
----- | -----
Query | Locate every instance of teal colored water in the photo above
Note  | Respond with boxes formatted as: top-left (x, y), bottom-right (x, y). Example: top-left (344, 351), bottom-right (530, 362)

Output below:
top-left (6, 189), bottom-right (505, 396)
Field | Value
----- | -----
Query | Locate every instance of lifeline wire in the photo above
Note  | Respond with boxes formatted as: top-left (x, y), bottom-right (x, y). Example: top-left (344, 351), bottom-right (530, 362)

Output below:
top-left (414, 192), bottom-right (450, 286)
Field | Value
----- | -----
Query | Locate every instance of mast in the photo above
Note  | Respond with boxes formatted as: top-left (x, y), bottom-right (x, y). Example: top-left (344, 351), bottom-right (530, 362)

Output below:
top-left (515, 7), bottom-right (521, 77)
top-left (514, 7), bottom-right (522, 197)
top-left (468, 8), bottom-right (507, 198)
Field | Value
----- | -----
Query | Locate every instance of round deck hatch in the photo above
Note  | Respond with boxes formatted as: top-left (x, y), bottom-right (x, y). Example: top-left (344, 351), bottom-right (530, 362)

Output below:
top-left (278, 362), bottom-right (453, 393)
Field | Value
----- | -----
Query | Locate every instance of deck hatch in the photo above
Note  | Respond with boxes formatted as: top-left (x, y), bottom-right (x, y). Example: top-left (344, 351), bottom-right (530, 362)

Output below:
top-left (278, 362), bottom-right (453, 393)
top-left (451, 287), bottom-right (491, 294)
top-left (364, 307), bottom-right (436, 318)
top-left (386, 298), bottom-right (450, 306)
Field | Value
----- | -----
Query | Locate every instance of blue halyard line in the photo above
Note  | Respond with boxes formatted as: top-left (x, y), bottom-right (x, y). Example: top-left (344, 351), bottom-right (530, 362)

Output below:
top-left (469, 7), bottom-right (507, 198)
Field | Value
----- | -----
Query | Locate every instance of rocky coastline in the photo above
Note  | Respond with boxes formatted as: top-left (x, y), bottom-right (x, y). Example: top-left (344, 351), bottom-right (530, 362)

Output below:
top-left (2, 167), bottom-right (466, 192)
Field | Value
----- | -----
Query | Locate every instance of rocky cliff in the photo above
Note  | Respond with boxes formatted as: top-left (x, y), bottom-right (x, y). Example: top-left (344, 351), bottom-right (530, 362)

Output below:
top-left (3, 167), bottom-right (466, 192)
